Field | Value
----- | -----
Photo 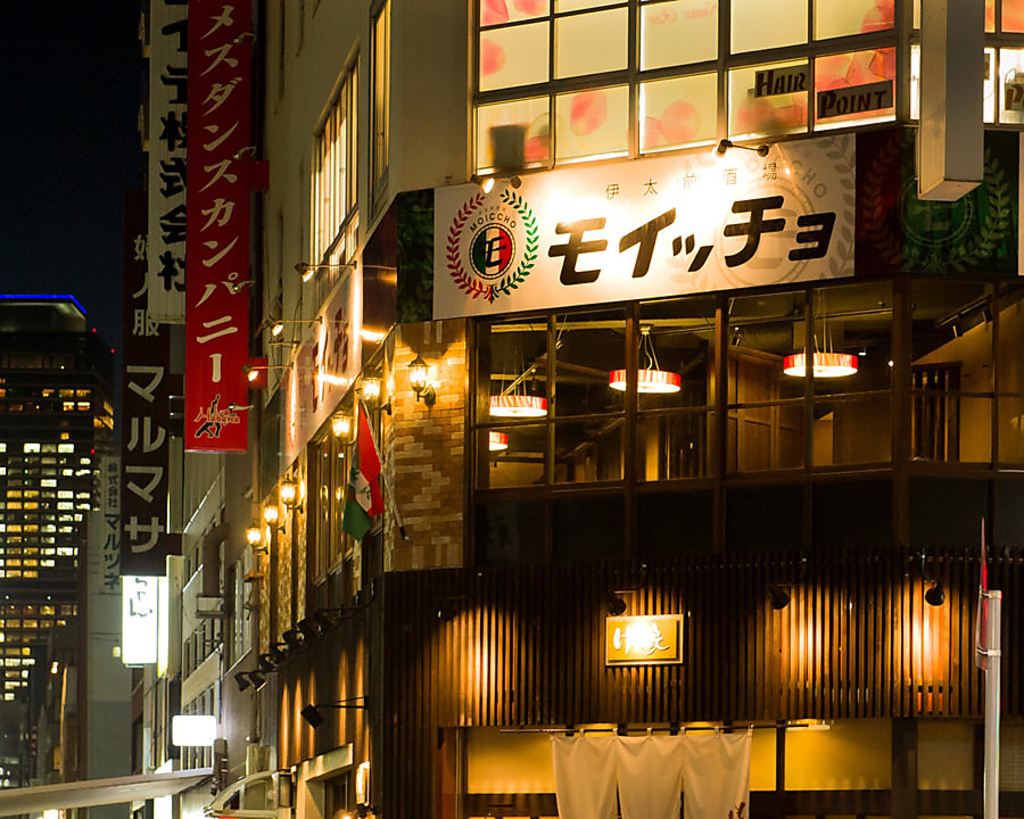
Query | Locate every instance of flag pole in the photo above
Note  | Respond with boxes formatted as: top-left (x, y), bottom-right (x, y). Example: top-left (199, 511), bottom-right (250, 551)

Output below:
top-left (976, 518), bottom-right (1000, 819)
top-left (983, 588), bottom-right (1001, 819)
top-left (357, 398), bottom-right (410, 542)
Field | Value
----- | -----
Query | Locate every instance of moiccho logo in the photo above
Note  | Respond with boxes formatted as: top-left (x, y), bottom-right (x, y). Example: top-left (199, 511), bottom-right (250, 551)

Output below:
top-left (446, 188), bottom-right (538, 302)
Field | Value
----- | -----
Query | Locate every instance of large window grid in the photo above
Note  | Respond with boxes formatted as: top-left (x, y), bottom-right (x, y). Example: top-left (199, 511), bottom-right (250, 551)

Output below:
top-left (475, 0), bottom-right (903, 171)
top-left (475, 0), bottom-right (1024, 171)
top-left (473, 277), bottom-right (1024, 561)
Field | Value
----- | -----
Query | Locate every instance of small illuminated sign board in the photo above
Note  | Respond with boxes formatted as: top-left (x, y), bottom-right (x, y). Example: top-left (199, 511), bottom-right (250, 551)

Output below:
top-left (605, 615), bottom-right (684, 666)
top-left (171, 714), bottom-right (217, 747)
top-left (122, 575), bottom-right (160, 666)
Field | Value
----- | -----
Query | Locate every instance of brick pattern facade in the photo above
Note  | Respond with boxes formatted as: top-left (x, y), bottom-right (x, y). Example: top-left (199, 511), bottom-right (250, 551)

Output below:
top-left (384, 320), bottom-right (467, 571)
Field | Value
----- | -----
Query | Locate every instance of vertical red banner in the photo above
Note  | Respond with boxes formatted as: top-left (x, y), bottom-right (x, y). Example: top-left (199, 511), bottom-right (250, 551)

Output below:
top-left (185, 0), bottom-right (252, 451)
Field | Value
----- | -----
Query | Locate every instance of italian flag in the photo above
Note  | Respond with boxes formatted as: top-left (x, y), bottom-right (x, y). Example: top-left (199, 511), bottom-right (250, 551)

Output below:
top-left (342, 408), bottom-right (386, 540)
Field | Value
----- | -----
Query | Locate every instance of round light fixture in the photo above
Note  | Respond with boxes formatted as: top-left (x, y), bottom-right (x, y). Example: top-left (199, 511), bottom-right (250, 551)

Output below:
top-left (782, 352), bottom-right (858, 378)
top-left (246, 526), bottom-right (262, 546)
top-left (331, 415), bottom-right (351, 438)
top-left (488, 431), bottom-right (509, 452)
top-left (608, 368), bottom-right (682, 394)
top-left (279, 481), bottom-right (298, 507)
top-left (489, 395), bottom-right (547, 418)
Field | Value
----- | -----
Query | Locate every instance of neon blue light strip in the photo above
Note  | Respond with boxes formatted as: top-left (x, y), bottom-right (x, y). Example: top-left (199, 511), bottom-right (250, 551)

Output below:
top-left (0, 294), bottom-right (87, 315)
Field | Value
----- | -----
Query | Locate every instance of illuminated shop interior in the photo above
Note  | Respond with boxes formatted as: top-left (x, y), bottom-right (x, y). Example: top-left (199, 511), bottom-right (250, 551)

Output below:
top-left (474, 277), bottom-right (1024, 560)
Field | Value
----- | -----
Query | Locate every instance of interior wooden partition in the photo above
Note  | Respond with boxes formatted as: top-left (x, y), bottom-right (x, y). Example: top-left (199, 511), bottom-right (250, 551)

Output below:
top-left (380, 551), bottom-right (1024, 819)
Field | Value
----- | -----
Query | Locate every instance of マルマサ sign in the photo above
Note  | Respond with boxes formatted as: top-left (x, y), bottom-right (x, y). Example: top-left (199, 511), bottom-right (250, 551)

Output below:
top-left (122, 190), bottom-right (181, 576)
top-left (606, 615), bottom-right (684, 666)
top-left (434, 135), bottom-right (855, 319)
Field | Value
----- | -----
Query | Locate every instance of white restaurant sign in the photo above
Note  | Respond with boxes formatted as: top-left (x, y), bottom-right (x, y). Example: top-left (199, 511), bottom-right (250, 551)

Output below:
top-left (122, 575), bottom-right (160, 666)
top-left (434, 135), bottom-right (855, 319)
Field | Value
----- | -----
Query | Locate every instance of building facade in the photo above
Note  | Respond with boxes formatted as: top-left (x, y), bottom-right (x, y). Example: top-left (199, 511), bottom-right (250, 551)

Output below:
top-left (138, 2), bottom-right (1024, 819)
top-left (0, 296), bottom-right (116, 787)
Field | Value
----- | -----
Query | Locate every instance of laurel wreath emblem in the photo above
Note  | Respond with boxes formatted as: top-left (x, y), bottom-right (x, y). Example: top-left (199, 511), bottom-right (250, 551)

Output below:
top-left (860, 130), bottom-right (1012, 273)
top-left (445, 189), bottom-right (539, 303)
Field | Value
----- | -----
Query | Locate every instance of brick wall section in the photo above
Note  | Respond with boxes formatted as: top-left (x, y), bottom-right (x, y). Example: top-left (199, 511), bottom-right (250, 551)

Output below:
top-left (385, 320), bottom-right (467, 571)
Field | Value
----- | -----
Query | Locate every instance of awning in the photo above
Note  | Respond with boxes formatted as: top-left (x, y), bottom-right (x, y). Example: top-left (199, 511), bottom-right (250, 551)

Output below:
top-left (0, 768), bottom-right (213, 817)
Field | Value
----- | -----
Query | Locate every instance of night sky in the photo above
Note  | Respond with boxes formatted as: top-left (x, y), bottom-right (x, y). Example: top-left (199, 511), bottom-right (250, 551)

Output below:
top-left (0, 3), bottom-right (145, 349)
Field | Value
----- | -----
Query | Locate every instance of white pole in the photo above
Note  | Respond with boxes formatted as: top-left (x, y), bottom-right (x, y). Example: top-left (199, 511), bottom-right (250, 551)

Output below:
top-left (984, 590), bottom-right (1002, 819)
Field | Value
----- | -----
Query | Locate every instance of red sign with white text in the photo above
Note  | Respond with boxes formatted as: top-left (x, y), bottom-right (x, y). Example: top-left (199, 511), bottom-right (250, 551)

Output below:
top-left (185, 0), bottom-right (252, 451)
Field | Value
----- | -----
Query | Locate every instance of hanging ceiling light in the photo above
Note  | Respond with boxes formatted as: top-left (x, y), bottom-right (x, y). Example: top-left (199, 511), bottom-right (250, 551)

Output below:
top-left (609, 325), bottom-right (681, 394)
top-left (489, 394), bottom-right (547, 417)
top-left (488, 431), bottom-right (509, 451)
top-left (783, 293), bottom-right (858, 379)
top-left (490, 350), bottom-right (547, 417)
top-left (782, 351), bottom-right (858, 378)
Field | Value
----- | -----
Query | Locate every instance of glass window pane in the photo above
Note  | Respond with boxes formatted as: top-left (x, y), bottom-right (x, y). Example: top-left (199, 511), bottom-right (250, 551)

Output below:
top-left (726, 484), bottom-right (803, 551)
top-left (553, 420), bottom-right (623, 482)
top-left (480, 0), bottom-right (550, 26)
top-left (641, 0), bottom-right (717, 70)
top-left (918, 0), bottom-right (996, 31)
top-left (638, 490), bottom-right (713, 556)
top-left (909, 478), bottom-right (989, 549)
top-left (555, 85), bottom-right (629, 162)
top-left (729, 61), bottom-right (809, 139)
top-left (555, 8), bottom-right (628, 78)
top-left (911, 280), bottom-right (993, 464)
top-left (910, 47), bottom-right (995, 124)
top-left (556, 0), bottom-right (620, 11)
top-left (553, 311), bottom-right (626, 417)
top-left (811, 281), bottom-right (892, 397)
top-left (476, 500), bottom-right (546, 563)
top-left (812, 395), bottom-right (891, 466)
top-left (815, 0), bottom-right (893, 39)
top-left (482, 318), bottom-right (548, 421)
top-left (812, 480), bottom-right (891, 552)
top-left (638, 295), bottom-right (716, 412)
top-left (476, 97), bottom-right (550, 173)
top-left (640, 73), bottom-right (717, 152)
top-left (999, 48), bottom-right (1024, 124)
top-left (994, 480), bottom-right (1024, 550)
top-left (637, 409), bottom-right (712, 479)
top-left (552, 495), bottom-right (623, 561)
top-left (814, 48), bottom-right (896, 130)
top-left (728, 291), bottom-right (806, 404)
top-left (728, 290), bottom-right (807, 472)
top-left (479, 425), bottom-right (547, 488)
top-left (731, 0), bottom-right (807, 53)
top-left (479, 22), bottom-right (549, 92)
top-left (1004, 0), bottom-right (1024, 31)
top-left (997, 286), bottom-right (1024, 463)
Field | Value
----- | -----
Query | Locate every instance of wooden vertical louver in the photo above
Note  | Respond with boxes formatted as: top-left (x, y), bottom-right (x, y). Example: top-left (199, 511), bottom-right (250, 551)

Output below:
top-left (380, 552), bottom-right (1024, 819)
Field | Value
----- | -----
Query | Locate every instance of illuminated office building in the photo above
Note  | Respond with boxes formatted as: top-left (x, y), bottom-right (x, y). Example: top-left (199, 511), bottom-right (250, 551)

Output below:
top-left (0, 296), bottom-right (113, 708)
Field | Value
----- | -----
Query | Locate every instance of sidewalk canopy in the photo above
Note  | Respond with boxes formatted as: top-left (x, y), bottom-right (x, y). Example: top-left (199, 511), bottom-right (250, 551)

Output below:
top-left (0, 768), bottom-right (213, 817)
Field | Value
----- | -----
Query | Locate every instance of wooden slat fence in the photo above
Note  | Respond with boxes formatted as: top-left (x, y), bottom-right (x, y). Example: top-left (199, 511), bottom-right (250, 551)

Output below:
top-left (380, 551), bottom-right (1024, 819)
